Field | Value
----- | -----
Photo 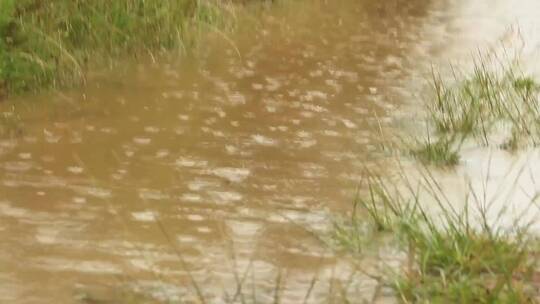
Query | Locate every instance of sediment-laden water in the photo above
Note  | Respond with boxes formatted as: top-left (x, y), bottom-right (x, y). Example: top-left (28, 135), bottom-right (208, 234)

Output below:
top-left (1, 0), bottom-right (540, 303)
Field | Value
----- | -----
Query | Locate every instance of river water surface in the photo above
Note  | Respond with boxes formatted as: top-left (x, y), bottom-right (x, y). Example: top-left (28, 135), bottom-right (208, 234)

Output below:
top-left (1, 0), bottom-right (540, 303)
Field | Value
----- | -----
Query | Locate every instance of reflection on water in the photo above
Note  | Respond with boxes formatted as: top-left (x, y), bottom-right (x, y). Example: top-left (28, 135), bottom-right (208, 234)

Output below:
top-left (1, 0), bottom-right (540, 302)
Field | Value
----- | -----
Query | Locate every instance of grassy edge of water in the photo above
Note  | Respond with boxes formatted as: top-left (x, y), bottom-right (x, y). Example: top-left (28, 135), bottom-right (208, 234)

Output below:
top-left (0, 0), bottom-right (272, 99)
top-left (410, 55), bottom-right (540, 166)
top-left (330, 170), bottom-right (540, 303)
top-left (330, 53), bottom-right (540, 302)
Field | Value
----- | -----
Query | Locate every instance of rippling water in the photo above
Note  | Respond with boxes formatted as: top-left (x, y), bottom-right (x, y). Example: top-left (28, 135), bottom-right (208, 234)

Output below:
top-left (1, 0), bottom-right (540, 303)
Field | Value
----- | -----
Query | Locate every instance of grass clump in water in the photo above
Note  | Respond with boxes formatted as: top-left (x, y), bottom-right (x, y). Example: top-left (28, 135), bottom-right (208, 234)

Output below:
top-left (412, 135), bottom-right (460, 166)
top-left (332, 173), bottom-right (540, 303)
top-left (413, 56), bottom-right (540, 166)
top-left (396, 231), bottom-right (535, 303)
top-left (0, 0), bottom-right (238, 97)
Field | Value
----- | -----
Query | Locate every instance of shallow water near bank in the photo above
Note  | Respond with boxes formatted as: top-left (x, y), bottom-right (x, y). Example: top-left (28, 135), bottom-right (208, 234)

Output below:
top-left (1, 0), bottom-right (540, 303)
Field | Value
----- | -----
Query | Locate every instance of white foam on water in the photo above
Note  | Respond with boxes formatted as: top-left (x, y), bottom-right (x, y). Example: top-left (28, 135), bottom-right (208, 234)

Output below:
top-left (175, 157), bottom-right (208, 168)
top-left (210, 167), bottom-right (251, 183)
top-left (144, 126), bottom-right (160, 133)
top-left (341, 118), bottom-right (358, 129)
top-left (18, 153), bottom-right (31, 160)
top-left (296, 138), bottom-right (317, 148)
top-left (36, 258), bottom-right (122, 274)
top-left (323, 130), bottom-right (340, 137)
top-left (133, 137), bottom-right (152, 145)
top-left (155, 149), bottom-right (170, 158)
top-left (187, 179), bottom-right (217, 191)
top-left (67, 166), bottom-right (84, 174)
top-left (226, 220), bottom-right (262, 238)
top-left (209, 191), bottom-right (243, 204)
top-left (72, 186), bottom-right (112, 199)
top-left (187, 214), bottom-right (205, 221)
top-left (227, 92), bottom-right (246, 105)
top-left (251, 134), bottom-right (277, 146)
top-left (131, 211), bottom-right (158, 222)
top-left (180, 193), bottom-right (202, 202)
top-left (138, 189), bottom-right (169, 201)
top-left (197, 226), bottom-right (212, 234)
top-left (0, 201), bottom-right (29, 218)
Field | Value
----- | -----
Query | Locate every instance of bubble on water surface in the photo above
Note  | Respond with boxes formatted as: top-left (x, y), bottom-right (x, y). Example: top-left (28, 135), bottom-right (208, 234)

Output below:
top-left (67, 166), bottom-right (84, 174)
top-left (138, 189), bottom-right (169, 201)
top-left (2, 161), bottom-right (33, 172)
top-left (204, 117), bottom-right (218, 125)
top-left (209, 191), bottom-right (243, 204)
top-left (296, 138), bottom-right (317, 148)
top-left (309, 70), bottom-right (324, 77)
top-left (175, 157), bottom-right (208, 168)
top-left (73, 197), bottom-right (87, 204)
top-left (129, 280), bottom-right (187, 302)
top-left (144, 126), bottom-right (160, 133)
top-left (0, 202), bottom-right (28, 218)
top-left (180, 193), bottom-right (202, 202)
top-left (300, 111), bottom-right (315, 118)
top-left (18, 153), bottom-right (31, 160)
top-left (212, 130), bottom-right (225, 138)
top-left (36, 258), bottom-right (122, 274)
top-left (187, 214), bottom-right (205, 221)
top-left (251, 134), bottom-right (277, 146)
top-left (226, 220), bottom-right (262, 238)
top-left (302, 103), bottom-right (328, 113)
top-left (252, 83), bottom-right (264, 90)
top-left (133, 137), bottom-right (152, 145)
top-left (265, 77), bottom-right (282, 91)
top-left (129, 259), bottom-right (154, 271)
top-left (197, 226), bottom-right (212, 234)
top-left (162, 91), bottom-right (184, 99)
top-left (72, 186), bottom-right (112, 199)
top-left (35, 227), bottom-right (60, 244)
top-left (187, 180), bottom-right (217, 191)
top-left (131, 211), bottom-right (158, 222)
top-left (210, 167), bottom-right (251, 183)
top-left (323, 130), bottom-right (340, 137)
top-left (341, 118), bottom-right (357, 129)
top-left (177, 114), bottom-right (190, 121)
top-left (43, 129), bottom-right (62, 143)
top-left (266, 105), bottom-right (277, 113)
top-left (325, 79), bottom-right (342, 92)
top-left (244, 112), bottom-right (256, 119)
top-left (100, 127), bottom-right (116, 134)
top-left (225, 145), bottom-right (238, 155)
top-left (177, 235), bottom-right (197, 243)
top-left (227, 92), bottom-right (246, 105)
top-left (155, 149), bottom-right (170, 158)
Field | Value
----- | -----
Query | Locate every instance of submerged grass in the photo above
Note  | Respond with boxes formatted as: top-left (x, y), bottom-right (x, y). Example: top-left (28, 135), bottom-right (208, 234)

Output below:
top-left (413, 55), bottom-right (540, 166)
top-left (0, 0), bottom-right (243, 97)
top-left (412, 134), bottom-right (460, 167)
top-left (332, 169), bottom-right (540, 303)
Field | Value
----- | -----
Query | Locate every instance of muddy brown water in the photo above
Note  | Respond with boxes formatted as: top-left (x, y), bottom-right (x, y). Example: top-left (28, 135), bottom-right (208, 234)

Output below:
top-left (1, 0), bottom-right (540, 303)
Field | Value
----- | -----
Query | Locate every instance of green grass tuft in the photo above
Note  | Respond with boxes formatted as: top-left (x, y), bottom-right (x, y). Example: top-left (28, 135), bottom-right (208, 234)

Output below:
top-left (412, 135), bottom-right (460, 166)
top-left (332, 172), bottom-right (540, 303)
top-left (0, 0), bottom-right (241, 97)
top-left (413, 56), bottom-right (540, 166)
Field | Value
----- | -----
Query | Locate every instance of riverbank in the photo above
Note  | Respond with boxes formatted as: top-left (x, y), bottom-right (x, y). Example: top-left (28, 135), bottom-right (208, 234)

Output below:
top-left (0, 0), bottom-right (268, 99)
